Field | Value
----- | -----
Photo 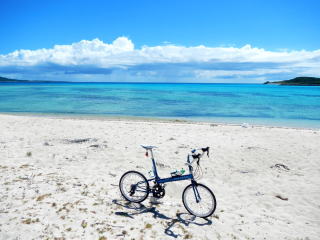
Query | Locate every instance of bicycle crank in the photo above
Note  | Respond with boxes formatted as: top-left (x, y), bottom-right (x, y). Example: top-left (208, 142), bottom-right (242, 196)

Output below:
top-left (152, 184), bottom-right (165, 198)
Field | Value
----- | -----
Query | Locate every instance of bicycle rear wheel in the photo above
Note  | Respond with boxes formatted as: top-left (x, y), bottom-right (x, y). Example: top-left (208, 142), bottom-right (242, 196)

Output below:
top-left (119, 171), bottom-right (149, 203)
top-left (182, 183), bottom-right (216, 218)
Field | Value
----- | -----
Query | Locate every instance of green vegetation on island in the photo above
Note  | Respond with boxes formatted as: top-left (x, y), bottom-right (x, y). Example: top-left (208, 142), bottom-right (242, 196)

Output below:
top-left (0, 76), bottom-right (65, 83)
top-left (0, 76), bottom-right (48, 82)
top-left (264, 77), bottom-right (320, 86)
top-left (0, 76), bottom-right (27, 82)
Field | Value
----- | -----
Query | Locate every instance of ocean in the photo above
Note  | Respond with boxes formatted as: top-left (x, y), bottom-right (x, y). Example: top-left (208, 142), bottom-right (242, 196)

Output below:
top-left (0, 82), bottom-right (320, 128)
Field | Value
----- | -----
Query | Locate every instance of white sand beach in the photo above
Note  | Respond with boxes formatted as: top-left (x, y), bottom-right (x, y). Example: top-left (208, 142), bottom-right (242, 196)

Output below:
top-left (0, 114), bottom-right (319, 240)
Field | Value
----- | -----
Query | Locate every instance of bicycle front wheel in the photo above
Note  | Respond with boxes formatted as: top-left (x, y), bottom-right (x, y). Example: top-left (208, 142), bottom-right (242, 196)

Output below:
top-left (182, 183), bottom-right (216, 218)
top-left (119, 171), bottom-right (149, 203)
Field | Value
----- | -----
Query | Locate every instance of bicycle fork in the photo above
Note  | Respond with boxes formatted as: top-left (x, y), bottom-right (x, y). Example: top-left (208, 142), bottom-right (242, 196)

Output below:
top-left (191, 180), bottom-right (201, 203)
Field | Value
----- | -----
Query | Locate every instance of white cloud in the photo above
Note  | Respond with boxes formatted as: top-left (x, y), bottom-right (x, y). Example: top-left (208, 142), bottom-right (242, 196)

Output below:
top-left (0, 37), bottom-right (134, 67)
top-left (0, 37), bottom-right (319, 82)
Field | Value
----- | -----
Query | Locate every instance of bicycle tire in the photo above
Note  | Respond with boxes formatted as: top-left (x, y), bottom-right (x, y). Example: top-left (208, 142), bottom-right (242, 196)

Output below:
top-left (119, 170), bottom-right (149, 203)
top-left (182, 183), bottom-right (216, 218)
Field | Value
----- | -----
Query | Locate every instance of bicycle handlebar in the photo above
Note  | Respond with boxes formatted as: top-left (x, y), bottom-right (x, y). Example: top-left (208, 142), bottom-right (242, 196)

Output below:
top-left (190, 147), bottom-right (210, 165)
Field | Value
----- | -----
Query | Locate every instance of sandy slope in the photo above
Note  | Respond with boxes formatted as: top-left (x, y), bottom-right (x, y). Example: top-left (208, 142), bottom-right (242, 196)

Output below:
top-left (0, 114), bottom-right (319, 240)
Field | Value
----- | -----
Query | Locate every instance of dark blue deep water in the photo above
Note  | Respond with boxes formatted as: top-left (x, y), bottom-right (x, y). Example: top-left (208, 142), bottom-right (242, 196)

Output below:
top-left (1, 82), bottom-right (320, 128)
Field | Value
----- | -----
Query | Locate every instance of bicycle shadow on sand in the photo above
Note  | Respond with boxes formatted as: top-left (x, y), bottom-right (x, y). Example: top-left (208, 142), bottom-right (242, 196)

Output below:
top-left (112, 199), bottom-right (213, 238)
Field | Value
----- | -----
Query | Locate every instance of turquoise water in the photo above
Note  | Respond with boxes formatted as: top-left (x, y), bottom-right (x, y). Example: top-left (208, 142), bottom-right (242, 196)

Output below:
top-left (0, 82), bottom-right (320, 128)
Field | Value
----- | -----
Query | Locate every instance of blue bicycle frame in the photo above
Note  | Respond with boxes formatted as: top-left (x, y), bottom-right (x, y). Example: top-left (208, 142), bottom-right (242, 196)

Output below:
top-left (145, 148), bottom-right (201, 202)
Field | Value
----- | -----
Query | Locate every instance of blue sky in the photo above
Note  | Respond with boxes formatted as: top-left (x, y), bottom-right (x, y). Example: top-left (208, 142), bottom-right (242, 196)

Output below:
top-left (0, 0), bottom-right (319, 82)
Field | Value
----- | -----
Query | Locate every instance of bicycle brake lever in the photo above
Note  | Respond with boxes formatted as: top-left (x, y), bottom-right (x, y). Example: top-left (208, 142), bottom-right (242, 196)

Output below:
top-left (201, 147), bottom-right (210, 157)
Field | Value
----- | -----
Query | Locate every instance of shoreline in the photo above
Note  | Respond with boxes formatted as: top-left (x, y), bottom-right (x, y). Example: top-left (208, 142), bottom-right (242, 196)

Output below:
top-left (0, 112), bottom-right (319, 131)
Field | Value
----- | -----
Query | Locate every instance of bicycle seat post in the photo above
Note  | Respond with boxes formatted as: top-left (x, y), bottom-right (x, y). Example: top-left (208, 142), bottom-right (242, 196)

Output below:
top-left (150, 149), bottom-right (158, 179)
top-left (141, 145), bottom-right (159, 179)
top-left (150, 149), bottom-right (155, 161)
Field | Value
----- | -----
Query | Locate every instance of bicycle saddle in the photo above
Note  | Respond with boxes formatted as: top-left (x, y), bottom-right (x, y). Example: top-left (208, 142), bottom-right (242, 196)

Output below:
top-left (141, 145), bottom-right (157, 150)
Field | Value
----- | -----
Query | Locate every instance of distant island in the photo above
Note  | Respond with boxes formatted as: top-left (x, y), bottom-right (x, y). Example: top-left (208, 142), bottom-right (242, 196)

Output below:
top-left (0, 76), bottom-right (56, 83)
top-left (264, 77), bottom-right (320, 86)
top-left (0, 76), bottom-right (27, 82)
